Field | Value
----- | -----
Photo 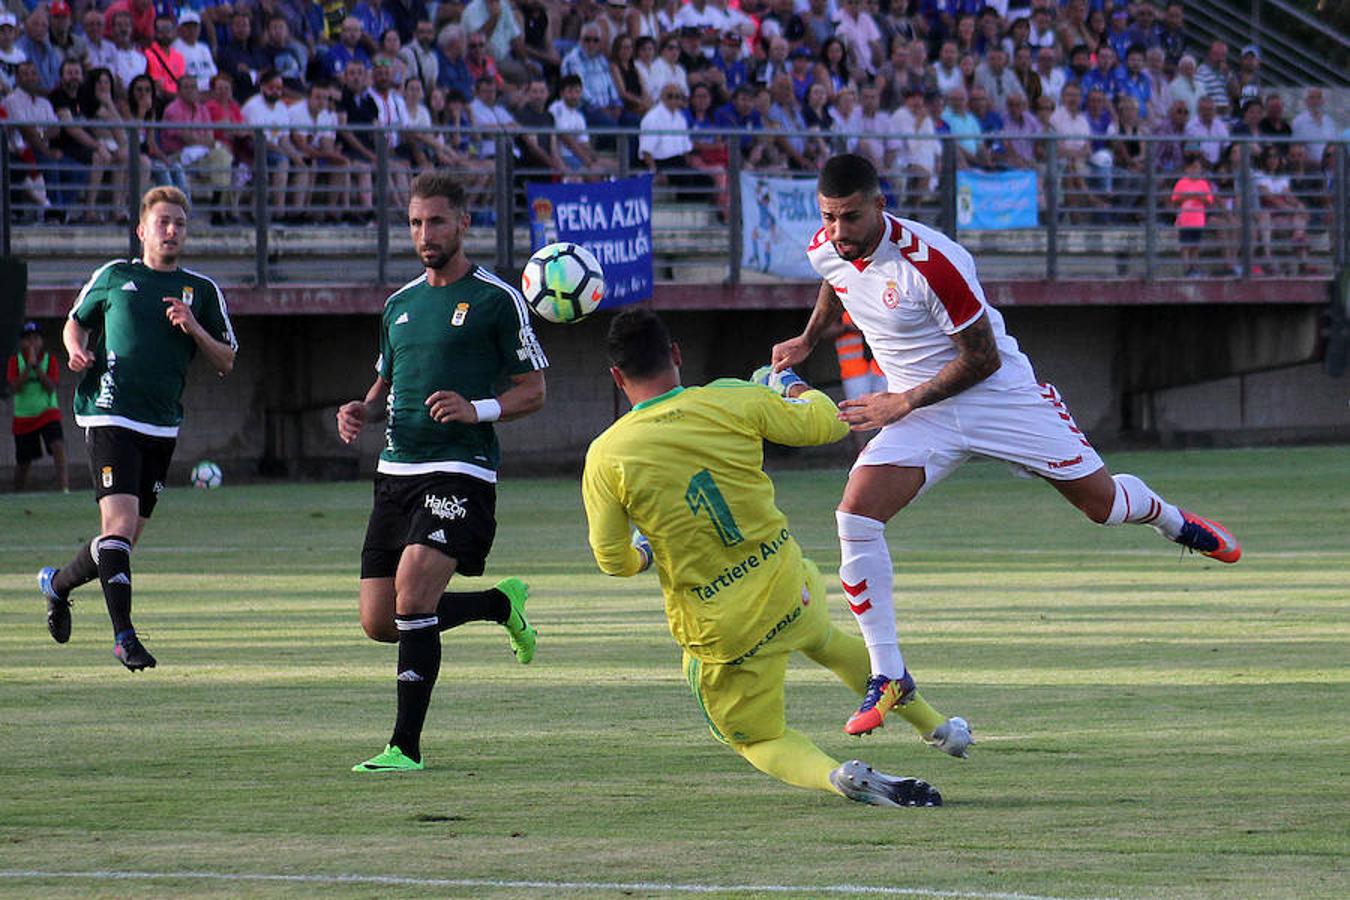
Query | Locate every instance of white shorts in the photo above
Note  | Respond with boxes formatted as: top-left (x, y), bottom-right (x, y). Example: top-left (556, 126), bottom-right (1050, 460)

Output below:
top-left (842, 371), bottom-right (888, 401)
top-left (853, 381), bottom-right (1105, 496)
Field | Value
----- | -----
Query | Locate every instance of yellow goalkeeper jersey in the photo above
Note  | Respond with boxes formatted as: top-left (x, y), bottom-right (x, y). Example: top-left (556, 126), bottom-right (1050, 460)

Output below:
top-left (582, 379), bottom-right (849, 664)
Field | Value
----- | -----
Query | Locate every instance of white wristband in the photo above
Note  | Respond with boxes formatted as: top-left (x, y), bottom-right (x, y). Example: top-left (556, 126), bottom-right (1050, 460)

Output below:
top-left (470, 398), bottom-right (502, 423)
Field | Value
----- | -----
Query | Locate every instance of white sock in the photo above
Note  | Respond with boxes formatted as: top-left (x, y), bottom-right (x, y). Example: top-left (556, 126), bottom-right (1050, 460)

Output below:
top-left (836, 510), bottom-right (905, 678)
top-left (1104, 473), bottom-right (1184, 538)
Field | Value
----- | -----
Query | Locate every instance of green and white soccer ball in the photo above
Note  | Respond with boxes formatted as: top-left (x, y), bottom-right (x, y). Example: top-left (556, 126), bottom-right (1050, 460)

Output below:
top-left (520, 241), bottom-right (605, 324)
top-left (190, 460), bottom-right (223, 489)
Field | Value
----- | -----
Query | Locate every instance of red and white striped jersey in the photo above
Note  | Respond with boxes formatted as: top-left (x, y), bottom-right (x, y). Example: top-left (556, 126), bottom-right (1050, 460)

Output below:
top-left (806, 213), bottom-right (1037, 393)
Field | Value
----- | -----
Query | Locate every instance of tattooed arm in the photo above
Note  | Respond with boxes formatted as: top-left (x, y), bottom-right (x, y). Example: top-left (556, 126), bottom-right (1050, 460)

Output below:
top-left (837, 313), bottom-right (1002, 431)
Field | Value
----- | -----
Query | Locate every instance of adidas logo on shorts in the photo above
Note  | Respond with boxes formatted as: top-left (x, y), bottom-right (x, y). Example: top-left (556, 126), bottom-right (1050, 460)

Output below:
top-left (427, 529), bottom-right (446, 544)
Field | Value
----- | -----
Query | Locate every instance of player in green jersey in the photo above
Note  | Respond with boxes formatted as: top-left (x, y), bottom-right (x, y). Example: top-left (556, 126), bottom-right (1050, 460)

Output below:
top-left (337, 171), bottom-right (548, 773)
top-left (38, 185), bottom-right (238, 670)
top-left (581, 308), bottom-right (944, 807)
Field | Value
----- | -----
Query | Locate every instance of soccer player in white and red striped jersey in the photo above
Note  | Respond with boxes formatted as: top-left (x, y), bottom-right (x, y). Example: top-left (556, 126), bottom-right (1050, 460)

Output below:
top-left (770, 154), bottom-right (1241, 747)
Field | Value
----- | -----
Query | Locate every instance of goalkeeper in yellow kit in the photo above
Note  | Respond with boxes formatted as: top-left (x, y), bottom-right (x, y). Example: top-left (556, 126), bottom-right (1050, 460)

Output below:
top-left (582, 308), bottom-right (945, 807)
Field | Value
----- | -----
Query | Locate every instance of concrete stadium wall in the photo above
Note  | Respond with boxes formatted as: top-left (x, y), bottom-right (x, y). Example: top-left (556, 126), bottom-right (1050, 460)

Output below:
top-left (3, 305), bottom-right (1345, 490)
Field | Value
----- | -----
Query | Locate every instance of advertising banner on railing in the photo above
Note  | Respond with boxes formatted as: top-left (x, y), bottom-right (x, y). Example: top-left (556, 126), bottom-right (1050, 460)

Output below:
top-left (526, 175), bottom-right (653, 309)
top-left (956, 169), bottom-right (1038, 230)
top-left (739, 173), bottom-right (821, 280)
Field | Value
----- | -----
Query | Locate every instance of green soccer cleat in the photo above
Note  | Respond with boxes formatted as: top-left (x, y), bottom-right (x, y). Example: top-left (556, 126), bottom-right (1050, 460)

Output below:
top-left (496, 577), bottom-right (537, 665)
top-left (351, 745), bottom-right (424, 772)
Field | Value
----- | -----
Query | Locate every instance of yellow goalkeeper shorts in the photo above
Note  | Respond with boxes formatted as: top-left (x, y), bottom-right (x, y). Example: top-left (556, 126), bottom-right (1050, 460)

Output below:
top-left (682, 558), bottom-right (829, 746)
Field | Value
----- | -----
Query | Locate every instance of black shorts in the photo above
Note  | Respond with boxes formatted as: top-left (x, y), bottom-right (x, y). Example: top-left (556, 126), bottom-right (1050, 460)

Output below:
top-left (14, 419), bottom-right (64, 464)
top-left (86, 426), bottom-right (177, 517)
top-left (1178, 227), bottom-right (1203, 245)
top-left (360, 472), bottom-right (497, 579)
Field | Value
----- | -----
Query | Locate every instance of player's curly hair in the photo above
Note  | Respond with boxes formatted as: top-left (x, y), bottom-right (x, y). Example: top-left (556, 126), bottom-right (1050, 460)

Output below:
top-left (410, 170), bottom-right (467, 210)
top-left (139, 185), bottom-right (190, 220)
top-left (818, 153), bottom-right (881, 199)
top-left (607, 308), bottom-right (673, 380)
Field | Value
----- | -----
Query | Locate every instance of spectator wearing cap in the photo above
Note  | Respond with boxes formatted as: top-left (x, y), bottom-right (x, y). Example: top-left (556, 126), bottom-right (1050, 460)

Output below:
top-left (161, 73), bottom-right (234, 218)
top-left (787, 44), bottom-right (814, 102)
top-left (1194, 40), bottom-right (1230, 117)
top-left (17, 7), bottom-right (61, 93)
top-left (7, 321), bottom-right (69, 493)
top-left (645, 33), bottom-right (689, 103)
top-left (1184, 94), bottom-right (1229, 167)
top-left (1291, 86), bottom-right (1337, 164)
top-left (173, 11), bottom-right (218, 90)
top-left (107, 11), bottom-right (147, 91)
top-left (47, 1), bottom-right (87, 66)
top-left (712, 30), bottom-right (748, 95)
top-left (323, 17), bottom-right (372, 79)
top-left (0, 12), bottom-right (26, 95)
top-left (104, 0), bottom-right (156, 48)
top-left (593, 0), bottom-right (627, 52)
top-left (1229, 44), bottom-right (1261, 111)
top-left (561, 23), bottom-right (623, 132)
top-left (1104, 7), bottom-right (1132, 61)
top-left (145, 14), bottom-right (187, 95)
top-left (81, 9), bottom-right (117, 75)
top-left (675, 25), bottom-right (714, 90)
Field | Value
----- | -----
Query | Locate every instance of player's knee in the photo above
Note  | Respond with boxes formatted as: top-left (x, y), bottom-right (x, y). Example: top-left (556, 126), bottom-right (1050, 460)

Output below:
top-left (360, 614), bottom-right (398, 643)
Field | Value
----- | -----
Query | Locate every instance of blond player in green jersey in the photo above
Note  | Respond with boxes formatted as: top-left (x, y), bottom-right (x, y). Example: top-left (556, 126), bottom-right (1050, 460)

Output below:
top-left (581, 308), bottom-right (946, 807)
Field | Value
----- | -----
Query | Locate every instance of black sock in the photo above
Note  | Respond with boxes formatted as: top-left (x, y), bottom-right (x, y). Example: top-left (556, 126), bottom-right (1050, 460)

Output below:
top-left (96, 535), bottom-right (134, 637)
top-left (52, 539), bottom-right (100, 599)
top-left (436, 588), bottom-right (510, 631)
top-left (390, 614), bottom-right (441, 763)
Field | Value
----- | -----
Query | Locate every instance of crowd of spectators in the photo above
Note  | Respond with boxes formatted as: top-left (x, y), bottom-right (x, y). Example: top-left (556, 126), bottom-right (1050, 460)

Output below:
top-left (0, 0), bottom-right (1345, 264)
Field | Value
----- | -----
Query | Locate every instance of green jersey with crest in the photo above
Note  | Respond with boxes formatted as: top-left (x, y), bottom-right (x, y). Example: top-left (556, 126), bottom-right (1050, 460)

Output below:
top-left (376, 266), bottom-right (547, 482)
top-left (69, 259), bottom-right (238, 437)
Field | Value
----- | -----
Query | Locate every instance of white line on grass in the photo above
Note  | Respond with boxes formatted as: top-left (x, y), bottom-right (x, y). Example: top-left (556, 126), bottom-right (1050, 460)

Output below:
top-left (0, 870), bottom-right (1109, 899)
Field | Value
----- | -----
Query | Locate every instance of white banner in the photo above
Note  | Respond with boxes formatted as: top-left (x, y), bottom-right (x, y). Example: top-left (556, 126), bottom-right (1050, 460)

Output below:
top-left (739, 173), bottom-right (821, 281)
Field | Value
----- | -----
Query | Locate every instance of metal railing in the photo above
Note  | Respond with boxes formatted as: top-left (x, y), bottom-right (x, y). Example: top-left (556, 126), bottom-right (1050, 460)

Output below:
top-left (3, 120), bottom-right (1345, 288)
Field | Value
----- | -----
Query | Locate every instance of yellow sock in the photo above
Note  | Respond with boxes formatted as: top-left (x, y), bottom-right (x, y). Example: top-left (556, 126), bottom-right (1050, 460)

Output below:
top-left (733, 728), bottom-right (840, 794)
top-left (895, 690), bottom-right (946, 735)
top-left (801, 625), bottom-right (871, 694)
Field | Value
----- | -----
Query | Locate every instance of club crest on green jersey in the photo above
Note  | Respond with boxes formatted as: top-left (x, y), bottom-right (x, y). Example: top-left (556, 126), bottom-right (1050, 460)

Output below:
top-left (451, 302), bottom-right (469, 327)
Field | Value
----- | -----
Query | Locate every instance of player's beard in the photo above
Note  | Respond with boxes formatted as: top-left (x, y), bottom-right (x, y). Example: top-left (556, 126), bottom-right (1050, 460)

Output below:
top-left (833, 217), bottom-right (882, 261)
top-left (419, 235), bottom-right (460, 273)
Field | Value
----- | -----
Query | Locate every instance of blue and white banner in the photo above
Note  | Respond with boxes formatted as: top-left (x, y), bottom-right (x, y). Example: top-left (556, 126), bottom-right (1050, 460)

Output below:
top-left (956, 169), bottom-right (1038, 230)
top-left (740, 173), bottom-right (820, 281)
top-left (526, 175), bottom-right (653, 309)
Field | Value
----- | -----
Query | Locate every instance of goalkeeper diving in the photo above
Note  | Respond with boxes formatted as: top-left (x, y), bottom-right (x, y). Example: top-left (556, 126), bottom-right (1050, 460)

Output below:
top-left (581, 308), bottom-right (951, 807)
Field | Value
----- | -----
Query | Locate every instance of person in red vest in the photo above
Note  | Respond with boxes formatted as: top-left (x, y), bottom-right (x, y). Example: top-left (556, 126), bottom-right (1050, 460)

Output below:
top-left (7, 322), bottom-right (68, 492)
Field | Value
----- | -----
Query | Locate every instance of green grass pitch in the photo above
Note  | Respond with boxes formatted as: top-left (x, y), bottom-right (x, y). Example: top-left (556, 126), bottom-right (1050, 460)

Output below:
top-left (1, 446), bottom-right (1346, 899)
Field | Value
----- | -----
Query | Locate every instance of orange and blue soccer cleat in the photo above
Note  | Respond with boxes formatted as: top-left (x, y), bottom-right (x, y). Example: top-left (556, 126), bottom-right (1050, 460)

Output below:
top-left (1174, 510), bottom-right (1242, 563)
top-left (845, 671), bottom-right (916, 736)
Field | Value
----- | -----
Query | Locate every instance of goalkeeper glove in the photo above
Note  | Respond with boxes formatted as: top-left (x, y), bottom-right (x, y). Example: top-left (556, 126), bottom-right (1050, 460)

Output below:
top-left (632, 530), bottom-right (654, 573)
top-left (751, 364), bottom-right (806, 397)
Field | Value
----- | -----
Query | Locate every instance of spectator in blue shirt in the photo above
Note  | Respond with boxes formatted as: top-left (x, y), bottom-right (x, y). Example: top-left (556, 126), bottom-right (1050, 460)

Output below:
top-left (1118, 44), bottom-right (1151, 120)
top-left (1079, 44), bottom-right (1124, 108)
top-left (941, 85), bottom-right (982, 167)
top-left (435, 24), bottom-right (474, 100)
top-left (713, 83), bottom-right (771, 165)
top-left (352, 0), bottom-right (396, 47)
top-left (712, 30), bottom-right (747, 95)
top-left (1105, 8), bottom-right (1132, 61)
top-left (17, 7), bottom-right (61, 93)
top-left (561, 22), bottom-right (622, 131)
top-left (323, 17), bottom-right (372, 79)
top-left (968, 85), bottom-right (1005, 168)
